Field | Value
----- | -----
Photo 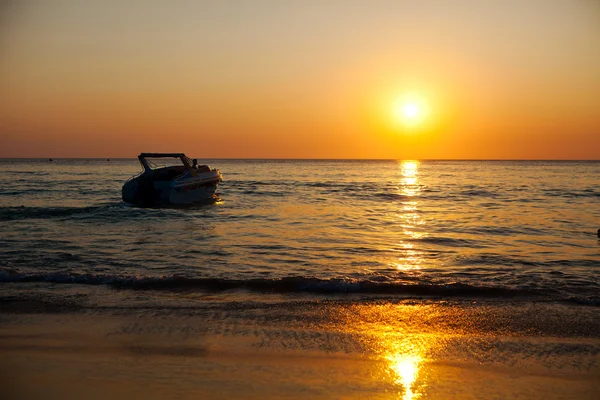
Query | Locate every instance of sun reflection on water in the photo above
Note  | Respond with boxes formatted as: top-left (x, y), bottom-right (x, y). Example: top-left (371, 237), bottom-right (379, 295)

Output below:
top-left (401, 161), bottom-right (418, 177)
top-left (399, 161), bottom-right (420, 198)
top-left (391, 242), bottom-right (424, 271)
top-left (394, 161), bottom-right (426, 272)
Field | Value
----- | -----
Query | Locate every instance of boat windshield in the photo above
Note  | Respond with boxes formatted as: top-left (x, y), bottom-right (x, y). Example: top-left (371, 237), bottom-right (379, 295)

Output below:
top-left (137, 154), bottom-right (194, 175)
top-left (141, 157), bottom-right (191, 170)
top-left (143, 158), bottom-right (180, 170)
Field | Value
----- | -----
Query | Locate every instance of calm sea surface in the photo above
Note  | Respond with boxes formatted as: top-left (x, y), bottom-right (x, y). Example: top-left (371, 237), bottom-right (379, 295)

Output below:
top-left (1, 159), bottom-right (598, 304)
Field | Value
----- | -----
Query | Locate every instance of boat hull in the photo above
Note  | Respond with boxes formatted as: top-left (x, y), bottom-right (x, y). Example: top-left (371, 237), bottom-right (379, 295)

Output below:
top-left (122, 171), bottom-right (221, 207)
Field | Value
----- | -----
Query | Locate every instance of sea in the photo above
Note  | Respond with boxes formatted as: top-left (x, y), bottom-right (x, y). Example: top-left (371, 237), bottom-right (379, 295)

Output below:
top-left (1, 159), bottom-right (599, 399)
top-left (1, 159), bottom-right (598, 303)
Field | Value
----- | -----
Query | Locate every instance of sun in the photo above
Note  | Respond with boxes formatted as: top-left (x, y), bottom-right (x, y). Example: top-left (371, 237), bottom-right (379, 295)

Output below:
top-left (392, 94), bottom-right (429, 127)
top-left (402, 103), bottom-right (420, 119)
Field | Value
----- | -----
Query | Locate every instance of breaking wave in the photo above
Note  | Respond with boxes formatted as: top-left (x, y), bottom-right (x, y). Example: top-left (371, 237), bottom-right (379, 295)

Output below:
top-left (0, 270), bottom-right (568, 300)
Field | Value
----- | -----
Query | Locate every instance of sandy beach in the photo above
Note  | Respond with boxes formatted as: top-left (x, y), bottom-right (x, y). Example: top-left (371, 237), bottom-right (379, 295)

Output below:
top-left (2, 287), bottom-right (598, 400)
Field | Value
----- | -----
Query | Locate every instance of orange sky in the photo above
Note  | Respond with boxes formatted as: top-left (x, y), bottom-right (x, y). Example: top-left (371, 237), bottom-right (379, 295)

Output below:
top-left (1, 0), bottom-right (599, 159)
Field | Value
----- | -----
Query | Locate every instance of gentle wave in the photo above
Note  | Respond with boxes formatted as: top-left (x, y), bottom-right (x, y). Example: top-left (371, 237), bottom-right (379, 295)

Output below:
top-left (0, 205), bottom-right (115, 221)
top-left (0, 204), bottom-right (202, 221)
top-left (543, 188), bottom-right (600, 198)
top-left (405, 237), bottom-right (486, 248)
top-left (454, 254), bottom-right (600, 268)
top-left (459, 189), bottom-right (498, 197)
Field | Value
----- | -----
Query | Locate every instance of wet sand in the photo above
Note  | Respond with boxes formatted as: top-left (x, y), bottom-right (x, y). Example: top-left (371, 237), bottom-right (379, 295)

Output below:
top-left (1, 295), bottom-right (599, 399)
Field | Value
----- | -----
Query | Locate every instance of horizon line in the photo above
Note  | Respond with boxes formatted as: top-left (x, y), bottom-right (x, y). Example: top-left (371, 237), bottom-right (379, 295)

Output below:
top-left (1, 157), bottom-right (599, 162)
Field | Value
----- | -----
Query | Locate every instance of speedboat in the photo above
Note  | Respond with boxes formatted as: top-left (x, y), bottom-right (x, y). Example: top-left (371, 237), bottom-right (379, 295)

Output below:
top-left (122, 153), bottom-right (222, 207)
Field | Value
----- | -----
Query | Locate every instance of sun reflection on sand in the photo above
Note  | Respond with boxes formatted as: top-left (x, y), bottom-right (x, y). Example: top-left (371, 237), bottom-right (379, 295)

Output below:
top-left (386, 353), bottom-right (422, 400)
top-left (335, 304), bottom-right (436, 399)
top-left (379, 330), bottom-right (428, 400)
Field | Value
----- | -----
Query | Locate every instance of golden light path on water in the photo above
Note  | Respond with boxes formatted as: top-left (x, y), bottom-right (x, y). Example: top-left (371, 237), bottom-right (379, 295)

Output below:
top-left (391, 160), bottom-right (425, 272)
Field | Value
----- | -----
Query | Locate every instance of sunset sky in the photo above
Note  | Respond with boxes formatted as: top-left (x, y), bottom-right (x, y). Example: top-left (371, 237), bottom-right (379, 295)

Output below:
top-left (1, 0), bottom-right (599, 159)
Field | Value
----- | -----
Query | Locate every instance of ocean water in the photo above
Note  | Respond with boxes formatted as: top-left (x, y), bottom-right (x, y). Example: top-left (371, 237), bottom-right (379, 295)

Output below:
top-left (0, 159), bottom-right (599, 303)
